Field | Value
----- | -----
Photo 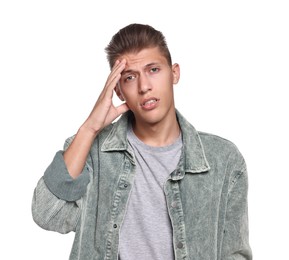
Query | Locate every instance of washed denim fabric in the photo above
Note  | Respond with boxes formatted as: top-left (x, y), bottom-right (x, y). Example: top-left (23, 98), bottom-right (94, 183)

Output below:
top-left (32, 110), bottom-right (252, 260)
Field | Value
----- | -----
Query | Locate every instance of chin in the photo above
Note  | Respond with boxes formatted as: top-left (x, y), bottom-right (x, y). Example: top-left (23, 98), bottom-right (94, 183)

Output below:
top-left (133, 106), bottom-right (173, 125)
top-left (138, 112), bottom-right (164, 126)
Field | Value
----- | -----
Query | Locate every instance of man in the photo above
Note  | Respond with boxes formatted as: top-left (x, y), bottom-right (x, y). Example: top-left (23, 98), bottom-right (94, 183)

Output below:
top-left (32, 23), bottom-right (252, 259)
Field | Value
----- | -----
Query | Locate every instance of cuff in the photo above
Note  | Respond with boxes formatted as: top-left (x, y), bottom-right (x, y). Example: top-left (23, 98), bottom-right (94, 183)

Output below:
top-left (43, 151), bottom-right (90, 202)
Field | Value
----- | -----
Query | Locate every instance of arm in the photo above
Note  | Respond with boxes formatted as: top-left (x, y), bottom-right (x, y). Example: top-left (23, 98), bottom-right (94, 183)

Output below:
top-left (32, 177), bottom-right (82, 234)
top-left (221, 165), bottom-right (252, 260)
top-left (64, 59), bottom-right (128, 178)
top-left (32, 59), bottom-right (129, 233)
top-left (32, 140), bottom-right (93, 234)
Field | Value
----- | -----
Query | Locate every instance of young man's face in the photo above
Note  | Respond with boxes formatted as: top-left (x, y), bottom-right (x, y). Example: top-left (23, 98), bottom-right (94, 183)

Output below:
top-left (115, 47), bottom-right (180, 127)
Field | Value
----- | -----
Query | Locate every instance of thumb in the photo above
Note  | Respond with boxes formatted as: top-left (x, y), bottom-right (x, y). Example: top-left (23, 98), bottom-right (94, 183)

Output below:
top-left (116, 103), bottom-right (130, 116)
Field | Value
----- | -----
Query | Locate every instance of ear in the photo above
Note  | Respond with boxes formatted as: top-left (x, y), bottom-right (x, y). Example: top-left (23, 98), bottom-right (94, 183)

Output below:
top-left (172, 63), bottom-right (180, 84)
top-left (114, 83), bottom-right (125, 101)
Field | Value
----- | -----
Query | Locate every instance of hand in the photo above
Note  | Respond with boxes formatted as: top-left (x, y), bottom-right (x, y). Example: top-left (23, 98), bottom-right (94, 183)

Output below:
top-left (82, 59), bottom-right (129, 135)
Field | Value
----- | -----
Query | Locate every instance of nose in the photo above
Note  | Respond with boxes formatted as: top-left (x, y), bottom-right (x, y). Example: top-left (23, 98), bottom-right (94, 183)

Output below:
top-left (138, 74), bottom-right (152, 94)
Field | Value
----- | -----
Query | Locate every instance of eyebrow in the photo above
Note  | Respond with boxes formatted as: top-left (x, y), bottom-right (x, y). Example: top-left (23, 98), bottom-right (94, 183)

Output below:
top-left (121, 62), bottom-right (161, 75)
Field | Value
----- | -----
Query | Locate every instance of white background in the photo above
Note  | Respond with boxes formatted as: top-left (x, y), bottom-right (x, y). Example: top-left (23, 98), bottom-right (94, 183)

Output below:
top-left (1, 0), bottom-right (288, 259)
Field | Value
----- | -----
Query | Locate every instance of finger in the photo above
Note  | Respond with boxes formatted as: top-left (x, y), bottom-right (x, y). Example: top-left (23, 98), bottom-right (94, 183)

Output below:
top-left (97, 62), bottom-right (124, 99)
top-left (105, 59), bottom-right (126, 88)
top-left (107, 61), bottom-right (125, 84)
top-left (112, 59), bottom-right (126, 70)
top-left (98, 60), bottom-right (126, 102)
top-left (116, 103), bottom-right (130, 116)
top-left (111, 59), bottom-right (121, 69)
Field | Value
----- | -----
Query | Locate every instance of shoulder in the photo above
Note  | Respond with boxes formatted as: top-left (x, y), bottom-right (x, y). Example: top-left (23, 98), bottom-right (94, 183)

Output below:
top-left (198, 131), bottom-right (246, 168)
top-left (198, 131), bottom-right (239, 152)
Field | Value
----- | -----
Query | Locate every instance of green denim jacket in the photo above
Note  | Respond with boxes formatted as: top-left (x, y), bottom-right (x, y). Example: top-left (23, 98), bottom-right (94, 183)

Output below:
top-left (32, 110), bottom-right (252, 259)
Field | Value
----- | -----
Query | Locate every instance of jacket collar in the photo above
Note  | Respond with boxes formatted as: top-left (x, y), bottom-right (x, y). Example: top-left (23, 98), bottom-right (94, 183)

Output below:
top-left (101, 110), bottom-right (210, 174)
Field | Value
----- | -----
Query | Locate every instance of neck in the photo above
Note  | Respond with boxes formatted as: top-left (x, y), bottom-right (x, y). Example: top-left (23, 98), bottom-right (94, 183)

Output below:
top-left (132, 114), bottom-right (180, 147)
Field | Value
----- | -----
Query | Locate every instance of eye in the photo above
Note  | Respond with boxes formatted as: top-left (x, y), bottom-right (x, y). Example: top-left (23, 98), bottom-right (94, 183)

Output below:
top-left (122, 74), bottom-right (136, 84)
top-left (126, 75), bottom-right (135, 81)
top-left (150, 67), bottom-right (159, 73)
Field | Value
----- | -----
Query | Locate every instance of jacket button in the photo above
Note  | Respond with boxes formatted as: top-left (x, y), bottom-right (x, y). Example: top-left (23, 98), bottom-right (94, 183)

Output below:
top-left (113, 224), bottom-right (117, 228)
top-left (171, 201), bottom-right (177, 208)
top-left (124, 184), bottom-right (128, 188)
top-left (177, 242), bottom-right (184, 249)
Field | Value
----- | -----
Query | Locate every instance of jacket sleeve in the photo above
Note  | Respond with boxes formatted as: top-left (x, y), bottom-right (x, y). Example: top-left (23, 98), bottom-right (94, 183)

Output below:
top-left (221, 163), bottom-right (253, 260)
top-left (32, 138), bottom-right (92, 234)
top-left (32, 177), bottom-right (83, 234)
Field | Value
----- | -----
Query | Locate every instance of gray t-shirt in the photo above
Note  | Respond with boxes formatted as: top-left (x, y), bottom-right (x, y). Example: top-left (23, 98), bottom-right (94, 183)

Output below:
top-left (118, 125), bottom-right (182, 260)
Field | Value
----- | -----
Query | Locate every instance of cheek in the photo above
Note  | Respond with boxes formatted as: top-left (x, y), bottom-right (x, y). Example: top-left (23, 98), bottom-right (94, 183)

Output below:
top-left (120, 91), bottom-right (136, 106)
top-left (120, 86), bottom-right (137, 100)
top-left (118, 86), bottom-right (128, 101)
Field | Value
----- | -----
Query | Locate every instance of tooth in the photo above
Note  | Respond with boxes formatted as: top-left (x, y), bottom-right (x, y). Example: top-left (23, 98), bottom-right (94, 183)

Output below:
top-left (144, 99), bottom-right (156, 105)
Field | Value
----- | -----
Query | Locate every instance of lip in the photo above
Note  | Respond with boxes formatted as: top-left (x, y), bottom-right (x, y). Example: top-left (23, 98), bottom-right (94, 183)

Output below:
top-left (140, 97), bottom-right (160, 110)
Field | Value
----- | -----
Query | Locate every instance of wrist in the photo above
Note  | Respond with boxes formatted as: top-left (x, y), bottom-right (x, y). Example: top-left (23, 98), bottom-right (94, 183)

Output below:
top-left (78, 124), bottom-right (100, 139)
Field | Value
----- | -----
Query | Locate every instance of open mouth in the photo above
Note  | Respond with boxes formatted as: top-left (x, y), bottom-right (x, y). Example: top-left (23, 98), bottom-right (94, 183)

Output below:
top-left (141, 98), bottom-right (160, 110)
top-left (142, 99), bottom-right (158, 106)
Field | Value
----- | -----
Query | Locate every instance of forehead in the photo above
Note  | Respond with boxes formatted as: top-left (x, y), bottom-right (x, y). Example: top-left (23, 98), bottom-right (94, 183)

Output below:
top-left (120, 47), bottom-right (168, 68)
